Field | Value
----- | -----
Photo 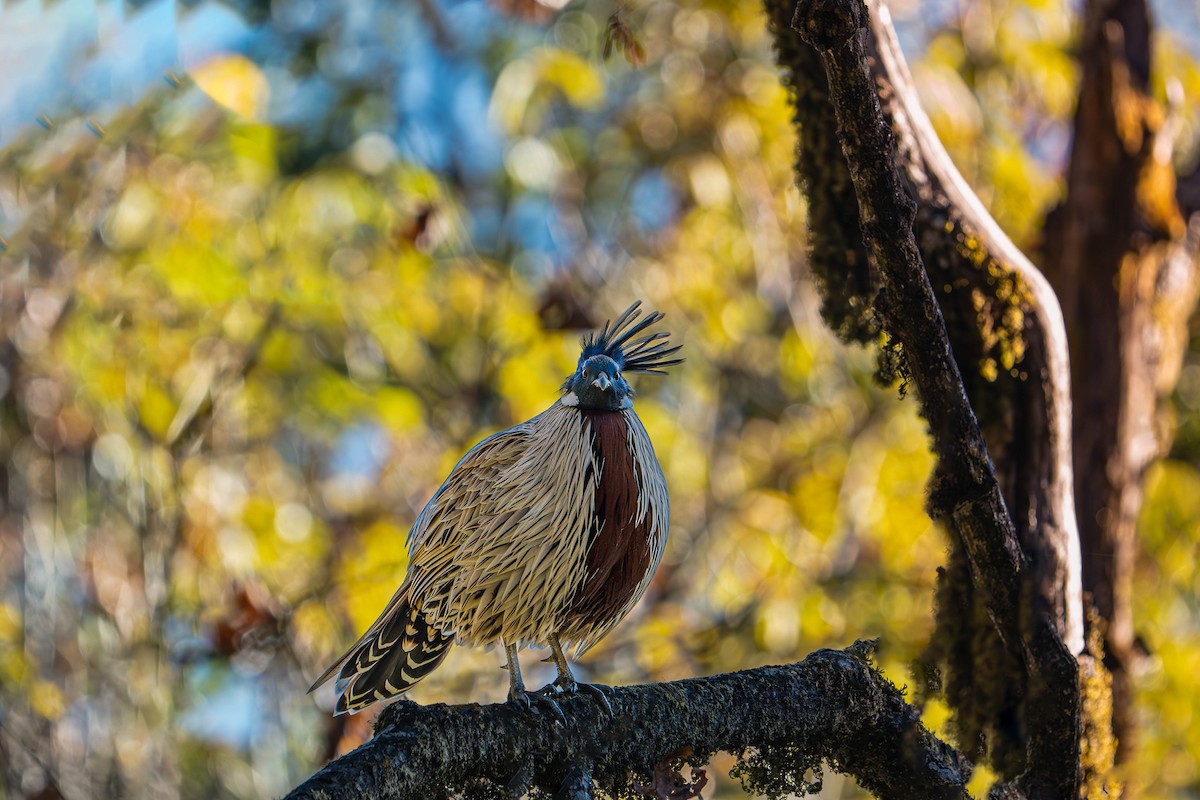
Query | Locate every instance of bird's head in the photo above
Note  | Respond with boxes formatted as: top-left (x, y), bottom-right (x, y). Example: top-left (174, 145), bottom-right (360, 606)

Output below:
top-left (561, 302), bottom-right (682, 411)
top-left (564, 354), bottom-right (632, 410)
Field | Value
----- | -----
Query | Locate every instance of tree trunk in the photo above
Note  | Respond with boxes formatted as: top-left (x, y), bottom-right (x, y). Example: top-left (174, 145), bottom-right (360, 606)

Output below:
top-left (1042, 0), bottom-right (1200, 775)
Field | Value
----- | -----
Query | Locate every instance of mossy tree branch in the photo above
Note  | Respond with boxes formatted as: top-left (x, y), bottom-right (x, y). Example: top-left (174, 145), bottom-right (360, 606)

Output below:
top-left (861, 4), bottom-right (1098, 783)
top-left (863, 0), bottom-right (1083, 659)
top-left (784, 1), bottom-right (1080, 797)
top-left (284, 643), bottom-right (969, 800)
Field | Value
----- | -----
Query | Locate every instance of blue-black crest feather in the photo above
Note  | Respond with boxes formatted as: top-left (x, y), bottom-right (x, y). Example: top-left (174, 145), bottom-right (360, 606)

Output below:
top-left (579, 301), bottom-right (683, 375)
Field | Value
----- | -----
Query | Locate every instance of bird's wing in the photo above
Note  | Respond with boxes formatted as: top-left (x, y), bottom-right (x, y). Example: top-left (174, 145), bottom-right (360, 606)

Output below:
top-left (406, 423), bottom-right (534, 554)
top-left (308, 422), bottom-right (534, 700)
top-left (401, 422), bottom-right (537, 622)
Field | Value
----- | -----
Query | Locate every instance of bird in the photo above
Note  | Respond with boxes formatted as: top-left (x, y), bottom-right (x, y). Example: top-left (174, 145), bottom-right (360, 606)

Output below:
top-left (309, 302), bottom-right (682, 718)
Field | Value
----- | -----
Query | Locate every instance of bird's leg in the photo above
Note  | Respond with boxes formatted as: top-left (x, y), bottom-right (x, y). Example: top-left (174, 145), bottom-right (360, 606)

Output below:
top-left (504, 641), bottom-right (566, 725)
top-left (542, 635), bottom-right (613, 717)
top-left (504, 642), bottom-right (526, 699)
top-left (546, 635), bottom-right (574, 683)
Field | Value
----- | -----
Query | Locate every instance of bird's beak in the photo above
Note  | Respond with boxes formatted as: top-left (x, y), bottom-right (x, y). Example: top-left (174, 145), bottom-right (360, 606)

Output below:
top-left (592, 373), bottom-right (612, 391)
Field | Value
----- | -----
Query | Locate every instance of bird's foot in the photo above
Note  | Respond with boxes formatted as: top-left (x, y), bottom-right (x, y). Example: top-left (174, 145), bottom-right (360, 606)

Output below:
top-left (542, 676), bottom-right (614, 717)
top-left (508, 688), bottom-right (567, 726)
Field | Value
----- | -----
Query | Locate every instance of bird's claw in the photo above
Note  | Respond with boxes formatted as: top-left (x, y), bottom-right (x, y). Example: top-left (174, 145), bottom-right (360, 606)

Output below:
top-left (543, 677), bottom-right (614, 717)
top-left (576, 682), bottom-right (614, 717)
top-left (509, 689), bottom-right (567, 726)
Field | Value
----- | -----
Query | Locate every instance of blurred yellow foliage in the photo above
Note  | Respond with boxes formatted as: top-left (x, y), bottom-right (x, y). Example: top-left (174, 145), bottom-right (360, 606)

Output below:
top-left (190, 54), bottom-right (271, 120)
top-left (339, 520), bottom-right (411, 633)
top-left (539, 50), bottom-right (606, 109)
top-left (30, 681), bottom-right (67, 720)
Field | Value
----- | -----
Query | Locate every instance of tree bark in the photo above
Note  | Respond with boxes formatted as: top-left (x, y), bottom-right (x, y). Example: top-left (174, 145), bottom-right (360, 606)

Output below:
top-left (1042, 0), bottom-right (1200, 773)
top-left (864, 0), bottom-right (1083, 660)
top-left (785, 4), bottom-right (1080, 797)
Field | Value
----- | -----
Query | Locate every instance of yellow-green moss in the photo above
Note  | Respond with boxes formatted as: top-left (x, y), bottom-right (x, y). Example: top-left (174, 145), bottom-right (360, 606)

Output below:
top-left (1079, 615), bottom-right (1122, 798)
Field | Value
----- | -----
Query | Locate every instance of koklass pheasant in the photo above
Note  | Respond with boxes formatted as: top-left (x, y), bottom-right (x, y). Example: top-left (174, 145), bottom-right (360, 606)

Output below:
top-left (309, 302), bottom-right (681, 717)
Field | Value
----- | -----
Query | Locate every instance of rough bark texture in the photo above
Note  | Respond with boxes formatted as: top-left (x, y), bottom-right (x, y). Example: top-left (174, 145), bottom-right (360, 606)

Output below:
top-left (1042, 0), bottom-right (1200, 773)
top-left (864, 0), bottom-right (1082, 657)
top-left (285, 644), bottom-right (970, 800)
top-left (791, 0), bottom-right (993, 514)
top-left (764, 8), bottom-right (1085, 758)
top-left (860, 2), bottom-right (1089, 779)
top-left (778, 1), bottom-right (1082, 797)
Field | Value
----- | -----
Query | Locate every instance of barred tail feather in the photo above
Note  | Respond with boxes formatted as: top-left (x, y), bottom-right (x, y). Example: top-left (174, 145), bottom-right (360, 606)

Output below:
top-left (308, 595), bottom-right (454, 715)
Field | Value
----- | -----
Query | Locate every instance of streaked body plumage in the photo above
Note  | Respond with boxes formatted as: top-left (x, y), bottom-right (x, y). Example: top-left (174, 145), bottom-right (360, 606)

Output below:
top-left (310, 303), bottom-right (680, 715)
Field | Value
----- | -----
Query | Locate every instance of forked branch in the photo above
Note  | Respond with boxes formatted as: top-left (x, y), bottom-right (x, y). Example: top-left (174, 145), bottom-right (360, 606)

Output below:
top-left (787, 1), bottom-right (1080, 797)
